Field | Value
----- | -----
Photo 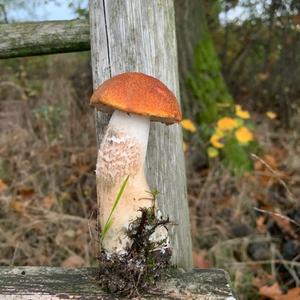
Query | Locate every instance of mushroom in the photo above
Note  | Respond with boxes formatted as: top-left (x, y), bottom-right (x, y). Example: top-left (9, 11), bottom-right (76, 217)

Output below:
top-left (90, 72), bottom-right (182, 255)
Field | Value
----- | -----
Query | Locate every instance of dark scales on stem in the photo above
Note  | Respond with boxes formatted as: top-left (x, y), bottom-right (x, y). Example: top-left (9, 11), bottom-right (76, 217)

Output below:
top-left (97, 206), bottom-right (171, 297)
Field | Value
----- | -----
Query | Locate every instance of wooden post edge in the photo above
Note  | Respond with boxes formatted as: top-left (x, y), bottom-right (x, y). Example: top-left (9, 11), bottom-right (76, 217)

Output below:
top-left (0, 267), bottom-right (236, 299)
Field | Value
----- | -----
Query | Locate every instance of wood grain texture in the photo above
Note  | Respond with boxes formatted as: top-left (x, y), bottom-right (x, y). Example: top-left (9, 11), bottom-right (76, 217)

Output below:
top-left (0, 267), bottom-right (236, 299)
top-left (0, 20), bottom-right (90, 59)
top-left (89, 0), bottom-right (193, 269)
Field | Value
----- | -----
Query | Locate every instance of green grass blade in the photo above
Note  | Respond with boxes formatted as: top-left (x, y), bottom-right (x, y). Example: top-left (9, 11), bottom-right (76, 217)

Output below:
top-left (100, 175), bottom-right (130, 242)
top-left (100, 219), bottom-right (113, 242)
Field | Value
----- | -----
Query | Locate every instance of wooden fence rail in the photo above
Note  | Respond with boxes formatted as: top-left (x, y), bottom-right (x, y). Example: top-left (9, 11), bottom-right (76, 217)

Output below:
top-left (0, 267), bottom-right (236, 299)
top-left (0, 20), bottom-right (90, 59)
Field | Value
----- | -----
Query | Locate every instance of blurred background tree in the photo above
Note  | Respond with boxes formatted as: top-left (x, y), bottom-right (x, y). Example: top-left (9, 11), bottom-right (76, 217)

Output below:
top-left (176, 0), bottom-right (256, 174)
top-left (206, 0), bottom-right (300, 127)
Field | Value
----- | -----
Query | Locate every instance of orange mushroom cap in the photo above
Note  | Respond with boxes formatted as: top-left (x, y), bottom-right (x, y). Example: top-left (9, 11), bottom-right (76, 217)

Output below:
top-left (90, 72), bottom-right (182, 124)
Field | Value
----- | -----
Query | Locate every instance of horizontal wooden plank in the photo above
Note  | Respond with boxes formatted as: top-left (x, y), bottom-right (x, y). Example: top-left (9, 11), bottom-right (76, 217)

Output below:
top-left (0, 267), bottom-right (236, 299)
top-left (0, 20), bottom-right (90, 59)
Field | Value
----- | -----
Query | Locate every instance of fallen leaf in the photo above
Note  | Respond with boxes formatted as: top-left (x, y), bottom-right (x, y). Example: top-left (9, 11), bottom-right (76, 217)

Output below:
top-left (254, 154), bottom-right (277, 171)
top-left (19, 187), bottom-right (34, 199)
top-left (256, 215), bottom-right (267, 233)
top-left (0, 179), bottom-right (7, 192)
top-left (258, 73), bottom-right (269, 81)
top-left (64, 229), bottom-right (76, 238)
top-left (65, 175), bottom-right (78, 185)
top-left (77, 164), bottom-right (90, 174)
top-left (193, 251), bottom-right (210, 269)
top-left (253, 273), bottom-right (276, 290)
top-left (42, 195), bottom-right (56, 210)
top-left (272, 211), bottom-right (298, 239)
top-left (264, 154), bottom-right (278, 170)
top-left (259, 282), bottom-right (282, 299)
top-left (266, 111), bottom-right (277, 119)
top-left (70, 153), bottom-right (78, 165)
top-left (277, 287), bottom-right (300, 300)
top-left (254, 153), bottom-right (290, 187)
top-left (61, 255), bottom-right (85, 268)
top-left (10, 199), bottom-right (25, 214)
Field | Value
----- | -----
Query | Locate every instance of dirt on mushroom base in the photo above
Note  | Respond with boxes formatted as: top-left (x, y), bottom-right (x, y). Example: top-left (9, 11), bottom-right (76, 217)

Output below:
top-left (97, 206), bottom-right (172, 297)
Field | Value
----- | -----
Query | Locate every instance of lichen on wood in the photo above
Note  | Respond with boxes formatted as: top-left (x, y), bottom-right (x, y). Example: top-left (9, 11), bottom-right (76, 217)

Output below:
top-left (0, 20), bottom-right (90, 59)
top-left (0, 266), bottom-right (236, 299)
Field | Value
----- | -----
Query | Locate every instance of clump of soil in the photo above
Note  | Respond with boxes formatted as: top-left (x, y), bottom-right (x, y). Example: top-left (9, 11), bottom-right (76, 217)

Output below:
top-left (97, 206), bottom-right (171, 297)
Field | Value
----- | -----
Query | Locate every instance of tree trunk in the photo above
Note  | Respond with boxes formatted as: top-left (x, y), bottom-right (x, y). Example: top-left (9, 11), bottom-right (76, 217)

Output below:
top-left (175, 0), bottom-right (233, 123)
top-left (89, 0), bottom-right (193, 269)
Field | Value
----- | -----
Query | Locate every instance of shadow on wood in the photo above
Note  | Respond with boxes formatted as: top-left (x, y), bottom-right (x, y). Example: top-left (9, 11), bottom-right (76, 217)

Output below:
top-left (0, 267), bottom-right (236, 299)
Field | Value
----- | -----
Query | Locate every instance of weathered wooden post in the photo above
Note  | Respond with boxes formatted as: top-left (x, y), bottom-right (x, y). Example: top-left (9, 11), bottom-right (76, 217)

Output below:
top-left (89, 0), bottom-right (193, 268)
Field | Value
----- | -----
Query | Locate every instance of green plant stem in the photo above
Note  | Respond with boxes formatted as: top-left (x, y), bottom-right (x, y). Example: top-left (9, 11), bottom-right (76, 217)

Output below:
top-left (100, 175), bottom-right (130, 242)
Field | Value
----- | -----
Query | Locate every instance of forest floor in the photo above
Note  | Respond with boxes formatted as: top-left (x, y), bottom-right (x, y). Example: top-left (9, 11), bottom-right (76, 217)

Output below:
top-left (188, 117), bottom-right (300, 300)
top-left (0, 53), bottom-right (300, 300)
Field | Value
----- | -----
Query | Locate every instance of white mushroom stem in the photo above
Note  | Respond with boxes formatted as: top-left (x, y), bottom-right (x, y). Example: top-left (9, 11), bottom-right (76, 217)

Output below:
top-left (96, 110), bottom-right (166, 254)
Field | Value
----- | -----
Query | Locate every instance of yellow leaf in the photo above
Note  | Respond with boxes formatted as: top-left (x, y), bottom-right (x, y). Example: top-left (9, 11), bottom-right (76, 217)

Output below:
top-left (207, 147), bottom-right (219, 158)
top-left (236, 110), bottom-right (250, 119)
top-left (235, 105), bottom-right (250, 119)
top-left (210, 134), bottom-right (224, 149)
top-left (217, 117), bottom-right (238, 131)
top-left (181, 119), bottom-right (197, 133)
top-left (235, 105), bottom-right (242, 111)
top-left (235, 127), bottom-right (254, 144)
top-left (266, 111), bottom-right (277, 119)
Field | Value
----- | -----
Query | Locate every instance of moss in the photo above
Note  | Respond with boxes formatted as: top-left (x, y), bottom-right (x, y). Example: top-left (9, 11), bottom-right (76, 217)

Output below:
top-left (187, 32), bottom-right (233, 124)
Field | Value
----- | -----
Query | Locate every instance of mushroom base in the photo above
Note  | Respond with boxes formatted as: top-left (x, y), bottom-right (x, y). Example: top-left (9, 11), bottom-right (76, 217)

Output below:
top-left (97, 206), bottom-right (171, 297)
